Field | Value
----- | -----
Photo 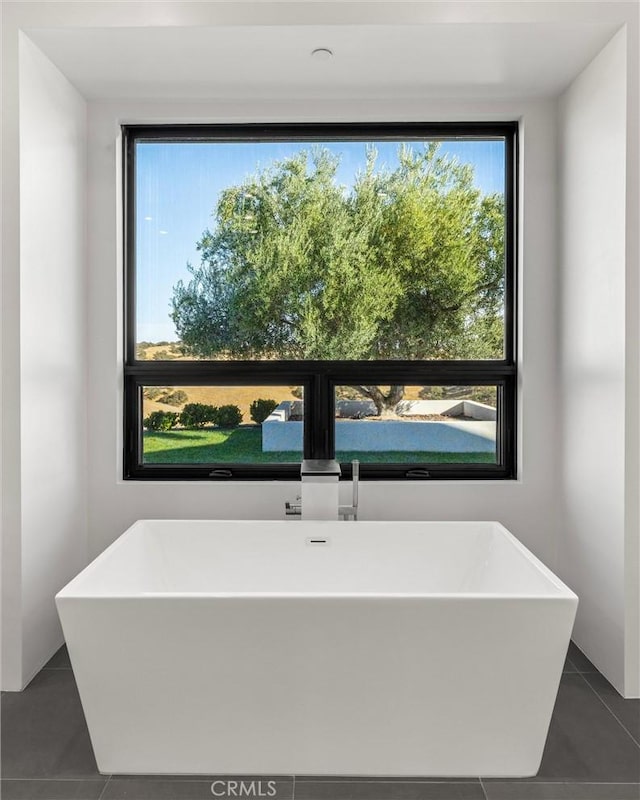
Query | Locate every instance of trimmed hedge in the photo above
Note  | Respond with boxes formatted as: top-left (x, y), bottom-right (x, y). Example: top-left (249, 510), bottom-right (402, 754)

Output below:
top-left (143, 410), bottom-right (179, 432)
top-left (215, 404), bottom-right (243, 428)
top-left (249, 398), bottom-right (278, 424)
top-left (179, 403), bottom-right (217, 428)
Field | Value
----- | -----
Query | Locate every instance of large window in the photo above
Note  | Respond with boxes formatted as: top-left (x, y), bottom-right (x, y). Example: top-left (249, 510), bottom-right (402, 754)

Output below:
top-left (124, 123), bottom-right (517, 480)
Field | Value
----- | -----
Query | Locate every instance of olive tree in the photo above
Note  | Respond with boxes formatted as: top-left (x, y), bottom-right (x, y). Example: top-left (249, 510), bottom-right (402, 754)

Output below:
top-left (172, 145), bottom-right (504, 413)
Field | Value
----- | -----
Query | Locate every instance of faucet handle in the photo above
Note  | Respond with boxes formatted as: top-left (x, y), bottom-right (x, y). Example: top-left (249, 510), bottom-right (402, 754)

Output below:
top-left (285, 500), bottom-right (302, 517)
top-left (351, 460), bottom-right (359, 520)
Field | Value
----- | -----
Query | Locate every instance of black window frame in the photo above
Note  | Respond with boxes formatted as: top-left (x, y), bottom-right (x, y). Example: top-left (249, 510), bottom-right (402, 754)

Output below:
top-left (123, 122), bottom-right (518, 481)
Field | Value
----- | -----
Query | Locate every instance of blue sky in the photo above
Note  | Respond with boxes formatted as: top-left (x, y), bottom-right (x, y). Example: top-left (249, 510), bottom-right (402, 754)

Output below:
top-left (136, 139), bottom-right (505, 343)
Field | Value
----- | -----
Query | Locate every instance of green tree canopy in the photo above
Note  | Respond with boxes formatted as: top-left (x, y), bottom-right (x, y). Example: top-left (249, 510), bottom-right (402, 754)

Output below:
top-left (171, 144), bottom-right (505, 411)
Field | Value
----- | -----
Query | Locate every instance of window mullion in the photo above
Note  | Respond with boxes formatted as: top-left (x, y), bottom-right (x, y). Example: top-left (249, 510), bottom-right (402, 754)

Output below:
top-left (307, 372), bottom-right (333, 460)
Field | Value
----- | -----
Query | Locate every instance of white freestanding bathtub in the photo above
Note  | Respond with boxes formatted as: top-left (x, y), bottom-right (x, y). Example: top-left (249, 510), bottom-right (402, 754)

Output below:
top-left (56, 520), bottom-right (577, 777)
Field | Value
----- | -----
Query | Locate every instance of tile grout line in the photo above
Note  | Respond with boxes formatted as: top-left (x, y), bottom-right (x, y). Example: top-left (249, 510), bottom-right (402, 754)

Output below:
top-left (478, 776), bottom-right (489, 800)
top-left (0, 778), bottom-right (107, 782)
top-left (292, 774), bottom-right (296, 800)
top-left (292, 779), bottom-right (486, 784)
top-left (569, 664), bottom-right (599, 676)
top-left (570, 641), bottom-right (600, 676)
top-left (96, 774), bottom-right (112, 800)
top-left (577, 672), bottom-right (640, 749)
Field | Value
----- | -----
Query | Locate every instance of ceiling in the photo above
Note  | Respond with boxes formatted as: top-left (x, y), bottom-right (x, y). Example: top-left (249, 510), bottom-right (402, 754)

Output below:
top-left (25, 21), bottom-right (619, 101)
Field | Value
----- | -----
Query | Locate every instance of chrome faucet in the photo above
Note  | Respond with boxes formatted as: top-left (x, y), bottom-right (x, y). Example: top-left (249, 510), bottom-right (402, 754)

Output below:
top-left (300, 459), bottom-right (341, 520)
top-left (284, 459), bottom-right (359, 520)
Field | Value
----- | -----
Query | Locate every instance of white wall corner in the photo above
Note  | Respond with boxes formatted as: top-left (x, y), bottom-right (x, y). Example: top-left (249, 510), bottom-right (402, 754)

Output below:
top-left (623, 12), bottom-right (640, 698)
top-left (557, 26), bottom-right (632, 695)
top-left (2, 16), bottom-right (24, 692)
top-left (11, 32), bottom-right (89, 689)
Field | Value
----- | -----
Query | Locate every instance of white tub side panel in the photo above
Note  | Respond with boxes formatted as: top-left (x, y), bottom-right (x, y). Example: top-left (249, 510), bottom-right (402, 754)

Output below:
top-left (57, 595), bottom-right (576, 777)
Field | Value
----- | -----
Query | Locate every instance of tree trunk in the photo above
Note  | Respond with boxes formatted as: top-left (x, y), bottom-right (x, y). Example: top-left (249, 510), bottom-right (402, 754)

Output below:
top-left (356, 385), bottom-right (405, 416)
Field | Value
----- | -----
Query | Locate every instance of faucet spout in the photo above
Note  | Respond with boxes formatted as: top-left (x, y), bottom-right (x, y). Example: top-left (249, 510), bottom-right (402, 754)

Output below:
top-left (300, 459), bottom-right (341, 520)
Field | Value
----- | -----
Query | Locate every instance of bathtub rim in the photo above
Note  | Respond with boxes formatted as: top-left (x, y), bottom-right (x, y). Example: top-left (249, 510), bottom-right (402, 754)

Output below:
top-left (55, 519), bottom-right (578, 603)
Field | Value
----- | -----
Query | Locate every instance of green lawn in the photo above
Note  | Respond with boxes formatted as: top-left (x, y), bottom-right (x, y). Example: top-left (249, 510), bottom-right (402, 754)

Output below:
top-left (143, 426), bottom-right (495, 465)
top-left (143, 426), bottom-right (301, 464)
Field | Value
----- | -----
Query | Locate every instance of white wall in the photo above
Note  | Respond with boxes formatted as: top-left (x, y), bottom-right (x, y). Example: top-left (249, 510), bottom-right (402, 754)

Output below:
top-left (2, 1), bottom-right (639, 697)
top-left (557, 28), bottom-right (633, 695)
top-left (623, 10), bottom-right (640, 701)
top-left (1, 0), bottom-right (24, 694)
top-left (87, 98), bottom-right (561, 572)
top-left (0, 35), bottom-right (89, 689)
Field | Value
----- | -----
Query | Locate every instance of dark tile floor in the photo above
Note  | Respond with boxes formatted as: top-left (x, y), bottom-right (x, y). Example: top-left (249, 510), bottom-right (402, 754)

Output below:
top-left (1, 642), bottom-right (638, 800)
